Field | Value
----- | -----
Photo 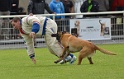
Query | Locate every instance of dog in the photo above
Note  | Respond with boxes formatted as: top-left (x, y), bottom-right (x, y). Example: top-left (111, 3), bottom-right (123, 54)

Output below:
top-left (51, 31), bottom-right (116, 65)
top-left (99, 20), bottom-right (106, 36)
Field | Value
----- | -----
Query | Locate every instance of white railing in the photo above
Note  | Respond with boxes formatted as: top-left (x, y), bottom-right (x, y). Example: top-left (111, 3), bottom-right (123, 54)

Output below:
top-left (0, 11), bottom-right (124, 49)
top-left (0, 11), bottom-right (124, 18)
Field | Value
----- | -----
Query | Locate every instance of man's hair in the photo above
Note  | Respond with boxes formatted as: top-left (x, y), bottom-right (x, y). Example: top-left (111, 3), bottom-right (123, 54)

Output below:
top-left (12, 17), bottom-right (21, 22)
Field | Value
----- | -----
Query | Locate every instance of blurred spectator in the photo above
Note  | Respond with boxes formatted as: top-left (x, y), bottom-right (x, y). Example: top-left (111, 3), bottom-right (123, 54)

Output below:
top-left (60, 0), bottom-right (74, 32)
top-left (49, 0), bottom-right (65, 32)
top-left (28, 0), bottom-right (54, 15)
top-left (111, 0), bottom-right (124, 11)
top-left (111, 0), bottom-right (124, 35)
top-left (10, 0), bottom-right (19, 39)
top-left (61, 0), bottom-right (74, 18)
top-left (72, 0), bottom-right (85, 18)
top-left (11, 0), bottom-right (19, 15)
top-left (94, 0), bottom-right (109, 11)
top-left (18, 7), bottom-right (25, 13)
top-left (0, 0), bottom-right (12, 39)
top-left (80, 0), bottom-right (99, 12)
top-left (49, 0), bottom-right (65, 19)
top-left (109, 0), bottom-right (114, 11)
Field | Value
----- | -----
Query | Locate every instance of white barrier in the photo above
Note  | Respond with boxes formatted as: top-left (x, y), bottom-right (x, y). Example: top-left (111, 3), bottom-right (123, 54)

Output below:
top-left (0, 11), bottom-right (124, 49)
top-left (0, 11), bottom-right (124, 18)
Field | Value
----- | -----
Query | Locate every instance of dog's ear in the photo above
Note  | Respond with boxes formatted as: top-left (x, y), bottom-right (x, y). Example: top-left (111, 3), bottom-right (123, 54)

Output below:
top-left (62, 31), bottom-right (67, 34)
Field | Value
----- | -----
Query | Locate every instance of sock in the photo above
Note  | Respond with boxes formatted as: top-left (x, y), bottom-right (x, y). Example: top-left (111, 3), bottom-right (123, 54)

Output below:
top-left (69, 53), bottom-right (74, 57)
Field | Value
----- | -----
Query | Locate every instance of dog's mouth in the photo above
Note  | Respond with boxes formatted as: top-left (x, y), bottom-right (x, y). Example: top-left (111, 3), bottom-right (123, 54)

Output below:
top-left (51, 31), bottom-right (67, 42)
top-left (51, 33), bottom-right (61, 42)
top-left (51, 34), bottom-right (58, 37)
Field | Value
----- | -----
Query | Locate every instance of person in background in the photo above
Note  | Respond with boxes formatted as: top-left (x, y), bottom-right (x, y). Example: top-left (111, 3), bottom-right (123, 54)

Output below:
top-left (11, 0), bottom-right (19, 15)
top-left (49, 0), bottom-right (65, 32)
top-left (71, 0), bottom-right (85, 18)
top-left (28, 0), bottom-right (54, 15)
top-left (80, 0), bottom-right (99, 12)
top-left (0, 0), bottom-right (12, 39)
top-left (49, 0), bottom-right (65, 19)
top-left (111, 0), bottom-right (124, 11)
top-left (11, 15), bottom-right (76, 64)
top-left (61, 0), bottom-right (74, 18)
top-left (108, 0), bottom-right (114, 11)
top-left (94, 0), bottom-right (109, 11)
top-left (60, 0), bottom-right (74, 32)
top-left (80, 0), bottom-right (99, 18)
top-left (28, 0), bottom-right (54, 47)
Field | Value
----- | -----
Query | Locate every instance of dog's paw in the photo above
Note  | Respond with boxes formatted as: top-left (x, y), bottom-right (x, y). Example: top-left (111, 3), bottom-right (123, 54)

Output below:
top-left (54, 60), bottom-right (59, 64)
top-left (59, 60), bottom-right (66, 64)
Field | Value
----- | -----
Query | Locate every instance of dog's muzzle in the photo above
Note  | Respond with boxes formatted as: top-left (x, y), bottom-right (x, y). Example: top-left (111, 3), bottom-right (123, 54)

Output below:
top-left (51, 34), bottom-right (58, 37)
top-left (51, 34), bottom-right (60, 42)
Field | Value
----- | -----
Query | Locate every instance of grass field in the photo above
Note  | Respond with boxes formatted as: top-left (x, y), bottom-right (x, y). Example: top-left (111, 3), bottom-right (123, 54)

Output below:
top-left (0, 44), bottom-right (124, 79)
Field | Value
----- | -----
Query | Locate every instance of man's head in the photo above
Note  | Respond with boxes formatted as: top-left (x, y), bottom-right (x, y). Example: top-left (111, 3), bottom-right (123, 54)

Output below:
top-left (53, 0), bottom-right (59, 2)
top-left (11, 17), bottom-right (21, 30)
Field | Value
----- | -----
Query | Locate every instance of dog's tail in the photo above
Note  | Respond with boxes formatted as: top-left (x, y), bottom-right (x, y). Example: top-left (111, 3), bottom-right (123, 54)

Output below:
top-left (95, 45), bottom-right (116, 55)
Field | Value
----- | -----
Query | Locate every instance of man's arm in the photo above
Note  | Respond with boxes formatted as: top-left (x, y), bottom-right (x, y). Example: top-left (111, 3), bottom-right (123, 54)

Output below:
top-left (29, 21), bottom-right (40, 38)
top-left (27, 0), bottom-right (33, 14)
top-left (26, 16), bottom-right (40, 35)
top-left (22, 34), bottom-right (36, 64)
top-left (21, 16), bottom-right (41, 64)
top-left (60, 2), bottom-right (65, 19)
top-left (45, 2), bottom-right (54, 14)
top-left (29, 22), bottom-right (40, 64)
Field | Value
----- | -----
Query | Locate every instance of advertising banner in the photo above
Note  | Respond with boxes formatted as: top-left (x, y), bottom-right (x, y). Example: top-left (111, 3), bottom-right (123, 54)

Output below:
top-left (70, 18), bottom-right (111, 40)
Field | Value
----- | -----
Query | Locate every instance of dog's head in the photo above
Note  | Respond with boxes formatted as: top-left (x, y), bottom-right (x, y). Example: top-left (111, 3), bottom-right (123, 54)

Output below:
top-left (51, 31), bottom-right (67, 42)
top-left (75, 21), bottom-right (80, 26)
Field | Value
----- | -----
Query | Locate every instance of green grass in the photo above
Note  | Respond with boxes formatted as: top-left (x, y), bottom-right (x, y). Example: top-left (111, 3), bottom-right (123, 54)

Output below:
top-left (0, 44), bottom-right (124, 79)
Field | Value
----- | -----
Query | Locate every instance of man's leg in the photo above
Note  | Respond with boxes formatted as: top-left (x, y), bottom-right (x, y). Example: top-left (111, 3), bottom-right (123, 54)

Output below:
top-left (59, 53), bottom-right (76, 64)
top-left (69, 53), bottom-right (77, 64)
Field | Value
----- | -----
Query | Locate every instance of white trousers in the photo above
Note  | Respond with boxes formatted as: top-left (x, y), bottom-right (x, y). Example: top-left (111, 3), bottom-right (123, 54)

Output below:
top-left (44, 19), bottom-right (63, 57)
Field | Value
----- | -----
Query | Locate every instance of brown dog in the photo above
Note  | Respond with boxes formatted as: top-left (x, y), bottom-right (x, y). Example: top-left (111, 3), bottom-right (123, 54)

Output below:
top-left (52, 32), bottom-right (116, 65)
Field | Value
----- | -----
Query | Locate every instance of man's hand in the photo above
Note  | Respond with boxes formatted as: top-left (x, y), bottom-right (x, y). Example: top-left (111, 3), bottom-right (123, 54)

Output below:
top-left (29, 32), bottom-right (36, 38)
top-left (31, 57), bottom-right (36, 64)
